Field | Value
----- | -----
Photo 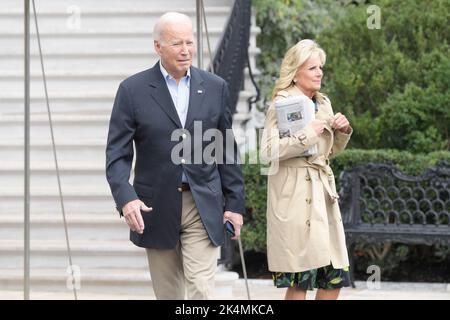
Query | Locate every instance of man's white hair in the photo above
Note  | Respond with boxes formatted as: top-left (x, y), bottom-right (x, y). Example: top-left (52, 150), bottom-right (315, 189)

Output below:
top-left (153, 12), bottom-right (193, 42)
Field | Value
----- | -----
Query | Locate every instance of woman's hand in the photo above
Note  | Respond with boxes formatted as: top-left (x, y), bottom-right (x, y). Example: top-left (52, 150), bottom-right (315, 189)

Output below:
top-left (330, 112), bottom-right (351, 133)
top-left (309, 119), bottom-right (327, 135)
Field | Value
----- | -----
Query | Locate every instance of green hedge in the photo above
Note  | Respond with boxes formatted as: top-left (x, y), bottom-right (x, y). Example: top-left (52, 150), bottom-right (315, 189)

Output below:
top-left (242, 149), bottom-right (450, 252)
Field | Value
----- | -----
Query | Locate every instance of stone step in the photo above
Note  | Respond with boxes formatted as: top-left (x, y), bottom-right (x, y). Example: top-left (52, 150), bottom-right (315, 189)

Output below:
top-left (0, 92), bottom-right (113, 115)
top-left (0, 127), bottom-right (250, 170)
top-left (0, 51), bottom-right (190, 74)
top-left (2, 43), bottom-right (260, 57)
top-left (0, 27), bottom-right (260, 59)
top-left (0, 198), bottom-right (116, 217)
top-left (0, 99), bottom-right (253, 134)
top-left (0, 267), bottom-right (153, 295)
top-left (0, 7), bottom-right (230, 33)
top-left (0, 0), bottom-right (233, 15)
top-left (0, 0), bottom-right (234, 12)
top-left (0, 89), bottom-right (255, 115)
top-left (0, 214), bottom-right (128, 241)
top-left (1, 165), bottom-right (108, 190)
top-left (0, 186), bottom-right (116, 216)
top-left (0, 48), bottom-right (260, 93)
top-left (0, 42), bottom-right (260, 73)
top-left (0, 114), bottom-right (109, 141)
top-left (0, 46), bottom-right (260, 69)
top-left (0, 186), bottom-right (112, 197)
top-left (0, 239), bottom-right (148, 269)
top-left (0, 267), bottom-right (238, 296)
top-left (0, 139), bottom-right (106, 165)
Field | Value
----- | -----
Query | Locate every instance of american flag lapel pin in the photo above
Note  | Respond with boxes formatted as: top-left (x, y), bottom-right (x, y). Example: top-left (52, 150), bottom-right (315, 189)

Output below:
top-left (197, 89), bottom-right (203, 94)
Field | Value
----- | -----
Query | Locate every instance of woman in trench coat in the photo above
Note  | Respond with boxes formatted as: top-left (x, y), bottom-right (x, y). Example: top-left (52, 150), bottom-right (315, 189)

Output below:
top-left (260, 39), bottom-right (353, 300)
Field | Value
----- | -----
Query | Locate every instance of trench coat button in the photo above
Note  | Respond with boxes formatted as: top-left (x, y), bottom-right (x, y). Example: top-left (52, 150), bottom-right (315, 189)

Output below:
top-left (305, 175), bottom-right (311, 181)
top-left (306, 198), bottom-right (312, 204)
top-left (306, 220), bottom-right (310, 227)
top-left (181, 158), bottom-right (186, 164)
top-left (177, 187), bottom-right (182, 192)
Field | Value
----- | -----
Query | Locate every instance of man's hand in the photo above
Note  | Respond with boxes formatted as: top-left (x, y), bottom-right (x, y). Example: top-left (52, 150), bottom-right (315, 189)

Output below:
top-left (122, 199), bottom-right (152, 234)
top-left (330, 112), bottom-right (351, 133)
top-left (223, 211), bottom-right (243, 240)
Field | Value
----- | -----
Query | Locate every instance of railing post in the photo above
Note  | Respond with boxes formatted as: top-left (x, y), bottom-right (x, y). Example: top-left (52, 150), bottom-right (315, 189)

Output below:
top-left (24, 0), bottom-right (31, 301)
top-left (196, 0), bottom-right (203, 69)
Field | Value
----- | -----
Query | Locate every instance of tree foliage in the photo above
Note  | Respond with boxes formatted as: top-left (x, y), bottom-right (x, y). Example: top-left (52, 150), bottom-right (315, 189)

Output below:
top-left (253, 0), bottom-right (450, 152)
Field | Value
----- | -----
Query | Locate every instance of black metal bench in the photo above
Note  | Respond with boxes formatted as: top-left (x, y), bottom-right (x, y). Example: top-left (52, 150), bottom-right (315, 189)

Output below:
top-left (339, 162), bottom-right (450, 287)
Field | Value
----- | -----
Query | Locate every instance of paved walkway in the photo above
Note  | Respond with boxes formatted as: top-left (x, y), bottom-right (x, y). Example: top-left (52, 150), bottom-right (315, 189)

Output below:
top-left (1, 280), bottom-right (449, 300)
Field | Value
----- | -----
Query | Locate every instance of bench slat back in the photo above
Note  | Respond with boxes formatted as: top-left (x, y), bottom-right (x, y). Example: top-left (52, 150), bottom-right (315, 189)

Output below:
top-left (339, 162), bottom-right (450, 227)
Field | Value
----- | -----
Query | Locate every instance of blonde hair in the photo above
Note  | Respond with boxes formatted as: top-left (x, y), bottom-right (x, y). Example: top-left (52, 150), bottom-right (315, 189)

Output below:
top-left (272, 39), bottom-right (326, 101)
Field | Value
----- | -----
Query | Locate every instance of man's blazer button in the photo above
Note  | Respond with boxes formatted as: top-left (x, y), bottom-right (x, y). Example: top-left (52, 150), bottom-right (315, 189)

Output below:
top-left (181, 158), bottom-right (186, 164)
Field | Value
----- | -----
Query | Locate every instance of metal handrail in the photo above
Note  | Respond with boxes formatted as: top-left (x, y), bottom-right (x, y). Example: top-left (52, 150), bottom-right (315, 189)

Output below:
top-left (25, 0), bottom-right (78, 300)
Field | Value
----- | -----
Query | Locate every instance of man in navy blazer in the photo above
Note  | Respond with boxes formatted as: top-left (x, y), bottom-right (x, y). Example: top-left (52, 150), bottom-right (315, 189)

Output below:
top-left (105, 12), bottom-right (245, 299)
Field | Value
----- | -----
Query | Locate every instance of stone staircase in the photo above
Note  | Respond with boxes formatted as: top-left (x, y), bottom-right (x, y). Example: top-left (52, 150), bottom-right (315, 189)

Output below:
top-left (0, 0), bottom-right (259, 297)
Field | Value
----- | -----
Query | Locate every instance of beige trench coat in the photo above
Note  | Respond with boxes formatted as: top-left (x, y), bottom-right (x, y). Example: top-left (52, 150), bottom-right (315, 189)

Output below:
top-left (260, 85), bottom-right (352, 272)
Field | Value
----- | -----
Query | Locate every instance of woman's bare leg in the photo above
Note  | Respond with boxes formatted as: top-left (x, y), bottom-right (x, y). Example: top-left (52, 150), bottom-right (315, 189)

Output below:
top-left (285, 287), bottom-right (307, 300)
top-left (315, 288), bottom-right (340, 300)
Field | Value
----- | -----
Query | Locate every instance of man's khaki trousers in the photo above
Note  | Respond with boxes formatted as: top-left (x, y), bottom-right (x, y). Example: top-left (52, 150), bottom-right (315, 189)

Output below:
top-left (145, 190), bottom-right (220, 300)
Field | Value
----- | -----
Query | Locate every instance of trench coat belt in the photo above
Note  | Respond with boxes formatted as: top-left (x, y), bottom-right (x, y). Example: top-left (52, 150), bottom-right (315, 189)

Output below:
top-left (280, 155), bottom-right (340, 203)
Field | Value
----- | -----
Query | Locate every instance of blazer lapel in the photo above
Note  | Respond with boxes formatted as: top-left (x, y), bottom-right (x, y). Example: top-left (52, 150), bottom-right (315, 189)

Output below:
top-left (148, 63), bottom-right (182, 128)
top-left (184, 67), bottom-right (205, 130)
